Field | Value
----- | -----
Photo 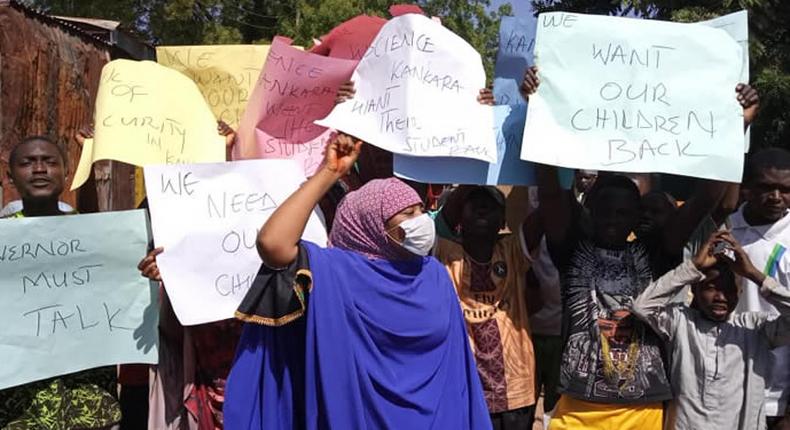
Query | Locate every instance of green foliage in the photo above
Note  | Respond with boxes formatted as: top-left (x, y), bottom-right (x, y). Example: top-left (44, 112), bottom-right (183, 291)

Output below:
top-left (27, 0), bottom-right (512, 83)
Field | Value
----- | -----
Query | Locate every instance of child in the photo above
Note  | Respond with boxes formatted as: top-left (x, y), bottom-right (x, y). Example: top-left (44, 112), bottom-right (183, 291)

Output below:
top-left (633, 231), bottom-right (790, 430)
top-left (434, 186), bottom-right (538, 429)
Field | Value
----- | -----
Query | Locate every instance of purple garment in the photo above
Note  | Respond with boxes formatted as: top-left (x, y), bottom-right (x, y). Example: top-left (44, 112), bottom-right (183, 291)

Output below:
top-left (329, 178), bottom-right (421, 260)
top-left (225, 242), bottom-right (492, 429)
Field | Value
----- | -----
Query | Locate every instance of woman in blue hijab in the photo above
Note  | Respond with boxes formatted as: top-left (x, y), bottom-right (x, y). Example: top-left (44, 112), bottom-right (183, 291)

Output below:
top-left (224, 134), bottom-right (490, 429)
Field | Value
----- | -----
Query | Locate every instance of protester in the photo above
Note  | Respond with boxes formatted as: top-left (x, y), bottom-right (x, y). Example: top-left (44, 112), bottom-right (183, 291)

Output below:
top-left (433, 185), bottom-right (537, 429)
top-left (522, 65), bottom-right (763, 429)
top-left (522, 201), bottom-right (564, 427)
top-left (224, 134), bottom-right (491, 429)
top-left (572, 170), bottom-right (597, 204)
top-left (0, 136), bottom-right (121, 429)
top-left (730, 148), bottom-right (790, 428)
top-left (138, 120), bottom-right (243, 430)
top-left (632, 231), bottom-right (790, 430)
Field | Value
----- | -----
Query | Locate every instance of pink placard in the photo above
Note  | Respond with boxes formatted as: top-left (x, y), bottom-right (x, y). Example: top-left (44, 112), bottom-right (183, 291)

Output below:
top-left (236, 37), bottom-right (357, 176)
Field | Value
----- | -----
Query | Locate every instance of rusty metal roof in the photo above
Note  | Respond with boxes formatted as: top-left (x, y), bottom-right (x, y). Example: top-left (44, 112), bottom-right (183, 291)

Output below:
top-left (2, 0), bottom-right (154, 59)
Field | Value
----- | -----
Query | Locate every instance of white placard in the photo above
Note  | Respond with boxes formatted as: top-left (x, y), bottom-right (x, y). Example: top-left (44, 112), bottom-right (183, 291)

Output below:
top-left (144, 159), bottom-right (328, 325)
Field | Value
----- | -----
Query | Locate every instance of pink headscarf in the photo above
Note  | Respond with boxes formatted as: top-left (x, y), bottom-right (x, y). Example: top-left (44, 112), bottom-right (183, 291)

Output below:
top-left (329, 178), bottom-right (421, 260)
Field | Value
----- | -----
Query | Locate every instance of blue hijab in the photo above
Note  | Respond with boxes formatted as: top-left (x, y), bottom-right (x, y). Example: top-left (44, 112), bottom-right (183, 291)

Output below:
top-left (225, 240), bottom-right (491, 429)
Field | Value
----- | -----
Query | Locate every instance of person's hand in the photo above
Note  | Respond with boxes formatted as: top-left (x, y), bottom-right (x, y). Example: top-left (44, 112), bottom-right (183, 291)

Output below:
top-left (335, 81), bottom-right (356, 104)
top-left (323, 133), bottom-right (363, 177)
top-left (138, 247), bottom-right (164, 282)
top-left (520, 66), bottom-right (540, 100)
top-left (217, 120), bottom-right (237, 148)
top-left (75, 125), bottom-right (94, 146)
top-left (692, 231), bottom-right (724, 271)
top-left (477, 87), bottom-right (495, 105)
top-left (718, 232), bottom-right (765, 284)
top-left (736, 83), bottom-right (759, 129)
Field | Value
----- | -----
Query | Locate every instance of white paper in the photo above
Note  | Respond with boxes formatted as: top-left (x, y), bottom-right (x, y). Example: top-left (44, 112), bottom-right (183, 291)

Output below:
top-left (699, 10), bottom-right (750, 152)
top-left (317, 14), bottom-right (497, 163)
top-left (144, 159), bottom-right (328, 325)
top-left (522, 12), bottom-right (744, 182)
top-left (0, 210), bottom-right (157, 390)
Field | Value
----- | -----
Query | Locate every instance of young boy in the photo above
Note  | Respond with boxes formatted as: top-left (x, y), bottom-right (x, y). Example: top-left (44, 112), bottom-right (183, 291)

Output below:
top-left (632, 231), bottom-right (790, 430)
top-left (434, 185), bottom-right (537, 430)
top-left (0, 136), bottom-right (121, 428)
top-left (522, 65), bottom-right (760, 429)
top-left (730, 148), bottom-right (790, 427)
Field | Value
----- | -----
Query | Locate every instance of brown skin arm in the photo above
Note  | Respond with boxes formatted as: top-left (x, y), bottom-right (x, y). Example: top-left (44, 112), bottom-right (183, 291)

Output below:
top-left (523, 208), bottom-right (545, 315)
top-left (712, 84), bottom-right (760, 224)
top-left (660, 83), bottom-right (759, 253)
top-left (536, 164), bottom-right (572, 251)
top-left (523, 206), bottom-right (544, 255)
top-left (257, 134), bottom-right (363, 268)
top-left (217, 120), bottom-right (237, 162)
top-left (525, 268), bottom-right (544, 315)
top-left (521, 66), bottom-right (572, 248)
top-left (712, 182), bottom-right (741, 226)
top-left (661, 179), bottom-right (726, 255)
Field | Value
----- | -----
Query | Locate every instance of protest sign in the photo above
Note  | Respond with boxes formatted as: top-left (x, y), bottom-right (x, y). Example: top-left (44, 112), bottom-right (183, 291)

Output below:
top-left (0, 210), bottom-right (157, 390)
top-left (493, 15), bottom-right (538, 106)
top-left (310, 15), bottom-right (387, 61)
top-left (317, 14), bottom-right (497, 163)
top-left (522, 12), bottom-right (744, 182)
top-left (699, 10), bottom-right (750, 152)
top-left (144, 159), bottom-right (328, 325)
top-left (157, 45), bottom-right (270, 128)
top-left (72, 60), bottom-right (225, 190)
top-left (236, 37), bottom-right (357, 176)
top-left (394, 105), bottom-right (535, 185)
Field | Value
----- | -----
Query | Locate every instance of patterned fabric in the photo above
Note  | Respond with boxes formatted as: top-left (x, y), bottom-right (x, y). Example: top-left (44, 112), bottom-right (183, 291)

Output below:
top-left (0, 368), bottom-right (120, 429)
top-left (329, 178), bottom-right (421, 260)
top-left (434, 234), bottom-right (536, 413)
top-left (1, 209), bottom-right (120, 429)
top-left (555, 238), bottom-right (672, 404)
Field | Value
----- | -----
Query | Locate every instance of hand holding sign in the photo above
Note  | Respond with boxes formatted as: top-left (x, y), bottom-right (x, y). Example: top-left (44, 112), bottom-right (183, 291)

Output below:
top-left (157, 45), bottom-right (271, 128)
top-left (235, 37), bottom-right (357, 176)
top-left (522, 13), bottom-right (743, 182)
top-left (317, 14), bottom-right (498, 163)
top-left (144, 159), bottom-right (328, 325)
top-left (72, 60), bottom-right (225, 190)
top-left (0, 211), bottom-right (157, 389)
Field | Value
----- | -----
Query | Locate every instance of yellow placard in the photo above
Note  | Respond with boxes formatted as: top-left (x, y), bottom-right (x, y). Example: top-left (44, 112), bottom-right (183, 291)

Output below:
top-left (157, 45), bottom-right (270, 128)
top-left (71, 59), bottom-right (224, 191)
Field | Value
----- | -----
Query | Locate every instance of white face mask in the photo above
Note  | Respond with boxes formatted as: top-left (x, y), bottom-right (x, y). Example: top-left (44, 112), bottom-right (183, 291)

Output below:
top-left (393, 213), bottom-right (436, 257)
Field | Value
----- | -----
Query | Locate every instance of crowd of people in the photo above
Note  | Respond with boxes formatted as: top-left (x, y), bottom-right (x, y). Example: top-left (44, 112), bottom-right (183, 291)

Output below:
top-left (1, 19), bottom-right (789, 430)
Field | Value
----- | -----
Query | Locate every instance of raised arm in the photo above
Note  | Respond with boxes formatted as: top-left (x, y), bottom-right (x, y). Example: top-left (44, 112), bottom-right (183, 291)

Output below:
top-left (256, 134), bottom-right (362, 267)
top-left (632, 232), bottom-right (723, 339)
top-left (661, 179), bottom-right (726, 254)
top-left (711, 85), bottom-right (760, 224)
top-left (536, 164), bottom-right (573, 251)
top-left (217, 120), bottom-right (237, 162)
top-left (521, 66), bottom-right (573, 248)
top-left (656, 84), bottom-right (760, 253)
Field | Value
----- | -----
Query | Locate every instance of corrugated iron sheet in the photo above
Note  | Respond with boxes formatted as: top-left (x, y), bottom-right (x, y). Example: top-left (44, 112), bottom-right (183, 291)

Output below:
top-left (0, 1), bottom-right (109, 209)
